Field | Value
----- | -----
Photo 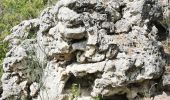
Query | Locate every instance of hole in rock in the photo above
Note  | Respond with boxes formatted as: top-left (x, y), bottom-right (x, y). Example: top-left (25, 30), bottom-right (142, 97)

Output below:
top-left (141, 0), bottom-right (155, 20)
top-left (165, 53), bottom-right (170, 66)
top-left (118, 5), bottom-right (126, 18)
top-left (107, 31), bottom-right (115, 35)
top-left (95, 5), bottom-right (105, 14)
top-left (67, 20), bottom-right (85, 28)
top-left (153, 21), bottom-right (168, 41)
top-left (67, 2), bottom-right (96, 13)
top-left (28, 25), bottom-right (39, 39)
top-left (63, 73), bottom-right (101, 96)
top-left (99, 94), bottom-right (128, 100)
top-left (70, 37), bottom-right (87, 44)
top-left (125, 65), bottom-right (144, 81)
top-left (0, 86), bottom-right (2, 97)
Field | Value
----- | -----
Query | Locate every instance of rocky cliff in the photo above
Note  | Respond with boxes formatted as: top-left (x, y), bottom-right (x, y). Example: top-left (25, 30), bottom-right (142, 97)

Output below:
top-left (1, 0), bottom-right (170, 100)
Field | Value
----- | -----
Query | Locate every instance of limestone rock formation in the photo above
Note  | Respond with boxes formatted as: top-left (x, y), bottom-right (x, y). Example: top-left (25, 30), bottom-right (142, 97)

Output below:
top-left (1, 0), bottom-right (170, 100)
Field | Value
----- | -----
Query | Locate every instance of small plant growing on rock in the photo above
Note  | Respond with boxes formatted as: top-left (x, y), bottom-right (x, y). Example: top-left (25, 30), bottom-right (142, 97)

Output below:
top-left (93, 96), bottom-right (101, 100)
top-left (71, 83), bottom-right (81, 100)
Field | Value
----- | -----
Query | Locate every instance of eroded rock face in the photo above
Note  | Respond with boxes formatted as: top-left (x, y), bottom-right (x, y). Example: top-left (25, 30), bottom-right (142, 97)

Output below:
top-left (1, 0), bottom-right (170, 100)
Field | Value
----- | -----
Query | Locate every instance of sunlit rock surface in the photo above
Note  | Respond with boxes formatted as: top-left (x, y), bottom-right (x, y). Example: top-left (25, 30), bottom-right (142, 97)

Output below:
top-left (1, 0), bottom-right (170, 100)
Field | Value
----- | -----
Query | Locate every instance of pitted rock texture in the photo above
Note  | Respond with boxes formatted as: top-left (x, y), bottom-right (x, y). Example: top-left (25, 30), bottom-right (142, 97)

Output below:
top-left (1, 0), bottom-right (170, 100)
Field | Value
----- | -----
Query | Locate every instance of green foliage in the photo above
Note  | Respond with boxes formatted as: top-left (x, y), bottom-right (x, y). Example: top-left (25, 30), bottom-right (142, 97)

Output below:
top-left (0, 42), bottom-right (8, 62)
top-left (93, 96), bottom-right (101, 100)
top-left (162, 18), bottom-right (170, 26)
top-left (71, 84), bottom-right (81, 100)
top-left (0, 41), bottom-right (8, 78)
top-left (0, 0), bottom-right (46, 36)
top-left (0, 0), bottom-right (58, 79)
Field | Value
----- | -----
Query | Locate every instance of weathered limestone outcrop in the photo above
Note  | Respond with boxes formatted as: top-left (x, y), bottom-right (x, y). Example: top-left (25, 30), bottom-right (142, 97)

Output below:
top-left (1, 0), bottom-right (170, 100)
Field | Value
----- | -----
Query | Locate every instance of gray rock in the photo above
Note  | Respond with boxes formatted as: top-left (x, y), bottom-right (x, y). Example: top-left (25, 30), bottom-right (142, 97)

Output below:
top-left (163, 74), bottom-right (170, 90)
top-left (1, 0), bottom-right (169, 100)
top-left (115, 19), bottom-right (131, 33)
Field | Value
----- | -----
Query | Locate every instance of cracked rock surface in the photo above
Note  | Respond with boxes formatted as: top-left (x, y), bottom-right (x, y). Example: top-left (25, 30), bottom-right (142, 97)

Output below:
top-left (1, 0), bottom-right (170, 100)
